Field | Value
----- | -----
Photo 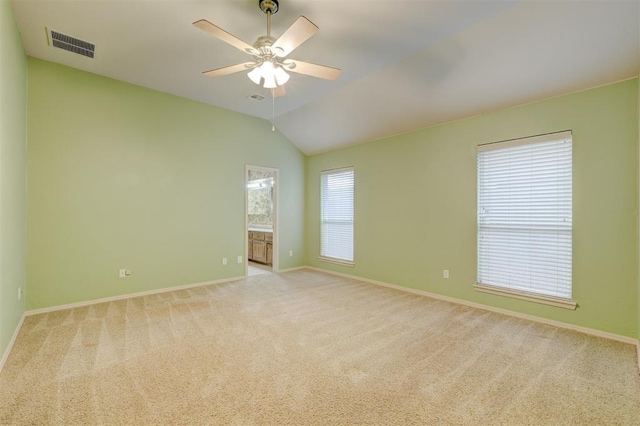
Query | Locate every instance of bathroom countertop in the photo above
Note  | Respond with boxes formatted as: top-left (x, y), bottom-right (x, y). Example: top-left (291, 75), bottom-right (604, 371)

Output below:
top-left (248, 227), bottom-right (273, 233)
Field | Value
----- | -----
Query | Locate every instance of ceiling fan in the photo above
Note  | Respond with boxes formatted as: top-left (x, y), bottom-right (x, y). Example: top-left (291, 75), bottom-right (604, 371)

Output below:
top-left (193, 0), bottom-right (340, 95)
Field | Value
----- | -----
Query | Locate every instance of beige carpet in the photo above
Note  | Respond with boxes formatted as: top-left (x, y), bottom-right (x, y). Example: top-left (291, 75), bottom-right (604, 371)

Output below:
top-left (1, 269), bottom-right (639, 425)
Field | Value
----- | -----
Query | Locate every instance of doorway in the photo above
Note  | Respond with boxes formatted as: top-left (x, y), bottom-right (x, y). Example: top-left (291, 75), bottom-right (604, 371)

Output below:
top-left (245, 165), bottom-right (279, 276)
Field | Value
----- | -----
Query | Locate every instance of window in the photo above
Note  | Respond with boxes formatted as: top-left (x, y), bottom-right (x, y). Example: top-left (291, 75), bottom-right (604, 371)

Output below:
top-left (476, 131), bottom-right (574, 309)
top-left (320, 167), bottom-right (354, 265)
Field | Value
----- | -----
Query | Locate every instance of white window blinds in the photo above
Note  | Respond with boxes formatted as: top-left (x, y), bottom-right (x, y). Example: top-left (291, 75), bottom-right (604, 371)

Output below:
top-left (321, 167), bottom-right (354, 264)
top-left (477, 131), bottom-right (572, 300)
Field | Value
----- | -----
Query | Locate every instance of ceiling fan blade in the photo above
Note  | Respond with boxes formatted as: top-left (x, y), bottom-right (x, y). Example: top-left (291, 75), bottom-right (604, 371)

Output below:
top-left (193, 19), bottom-right (258, 55)
top-left (286, 60), bottom-right (340, 81)
top-left (272, 16), bottom-right (318, 57)
top-left (272, 86), bottom-right (287, 98)
top-left (202, 62), bottom-right (254, 78)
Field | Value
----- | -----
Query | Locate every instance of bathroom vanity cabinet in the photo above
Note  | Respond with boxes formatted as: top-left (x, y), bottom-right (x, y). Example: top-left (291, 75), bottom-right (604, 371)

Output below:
top-left (248, 230), bottom-right (273, 265)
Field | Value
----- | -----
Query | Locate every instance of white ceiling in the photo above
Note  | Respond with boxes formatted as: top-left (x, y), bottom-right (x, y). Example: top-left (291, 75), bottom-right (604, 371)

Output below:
top-left (11, 0), bottom-right (640, 155)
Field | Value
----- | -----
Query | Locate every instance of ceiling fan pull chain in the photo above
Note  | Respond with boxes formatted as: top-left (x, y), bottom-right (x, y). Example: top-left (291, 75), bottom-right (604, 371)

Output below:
top-left (271, 88), bottom-right (276, 131)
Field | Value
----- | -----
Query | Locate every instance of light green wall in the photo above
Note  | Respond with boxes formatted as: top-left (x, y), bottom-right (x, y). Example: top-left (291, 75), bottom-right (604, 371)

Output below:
top-left (306, 79), bottom-right (639, 338)
top-left (27, 58), bottom-right (305, 310)
top-left (0, 0), bottom-right (27, 358)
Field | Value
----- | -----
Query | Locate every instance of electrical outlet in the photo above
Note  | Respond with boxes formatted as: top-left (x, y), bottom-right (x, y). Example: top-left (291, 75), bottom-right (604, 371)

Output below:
top-left (237, 255), bottom-right (242, 264)
top-left (18, 287), bottom-right (22, 300)
top-left (222, 258), bottom-right (227, 266)
top-left (443, 269), bottom-right (449, 279)
top-left (289, 250), bottom-right (293, 257)
top-left (119, 269), bottom-right (126, 278)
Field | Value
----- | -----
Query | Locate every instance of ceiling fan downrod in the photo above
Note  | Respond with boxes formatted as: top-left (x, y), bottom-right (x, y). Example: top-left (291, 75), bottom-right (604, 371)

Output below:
top-left (259, 0), bottom-right (279, 38)
top-left (259, 0), bottom-right (280, 131)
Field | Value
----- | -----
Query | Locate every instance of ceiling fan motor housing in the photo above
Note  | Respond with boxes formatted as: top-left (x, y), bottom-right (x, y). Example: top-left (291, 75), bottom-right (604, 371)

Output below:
top-left (254, 35), bottom-right (276, 51)
top-left (259, 0), bottom-right (279, 14)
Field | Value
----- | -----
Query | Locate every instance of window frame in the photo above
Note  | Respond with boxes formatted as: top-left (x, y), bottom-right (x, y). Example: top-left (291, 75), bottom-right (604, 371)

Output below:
top-left (475, 131), bottom-right (575, 310)
top-left (319, 167), bottom-right (355, 266)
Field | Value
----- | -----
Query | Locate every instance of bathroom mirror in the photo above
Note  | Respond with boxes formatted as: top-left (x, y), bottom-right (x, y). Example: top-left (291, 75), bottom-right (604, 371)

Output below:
top-left (247, 178), bottom-right (273, 216)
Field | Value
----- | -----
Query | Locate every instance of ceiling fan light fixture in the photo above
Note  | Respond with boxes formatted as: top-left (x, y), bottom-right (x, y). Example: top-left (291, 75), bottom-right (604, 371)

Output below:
top-left (260, 60), bottom-right (276, 79)
top-left (247, 67), bottom-right (263, 85)
top-left (263, 73), bottom-right (277, 89)
top-left (274, 66), bottom-right (290, 85)
top-left (247, 60), bottom-right (289, 89)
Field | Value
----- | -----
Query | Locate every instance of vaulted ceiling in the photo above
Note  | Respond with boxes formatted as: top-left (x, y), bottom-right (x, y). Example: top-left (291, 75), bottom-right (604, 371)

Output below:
top-left (12, 0), bottom-right (640, 154)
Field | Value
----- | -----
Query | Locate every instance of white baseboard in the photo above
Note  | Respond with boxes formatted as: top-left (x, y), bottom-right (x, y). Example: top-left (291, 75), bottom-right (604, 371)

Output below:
top-left (0, 312), bottom-right (26, 374)
top-left (26, 275), bottom-right (245, 316)
top-left (277, 266), bottom-right (307, 273)
top-left (305, 266), bottom-right (638, 346)
top-left (25, 266), bottom-right (308, 317)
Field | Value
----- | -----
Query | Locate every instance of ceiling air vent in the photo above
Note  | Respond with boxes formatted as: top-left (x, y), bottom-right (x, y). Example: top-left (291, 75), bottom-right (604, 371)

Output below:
top-left (247, 94), bottom-right (266, 101)
top-left (47, 28), bottom-right (95, 58)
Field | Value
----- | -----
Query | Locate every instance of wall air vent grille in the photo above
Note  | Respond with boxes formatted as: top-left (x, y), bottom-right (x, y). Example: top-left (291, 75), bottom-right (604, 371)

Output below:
top-left (48, 29), bottom-right (95, 58)
top-left (248, 94), bottom-right (266, 101)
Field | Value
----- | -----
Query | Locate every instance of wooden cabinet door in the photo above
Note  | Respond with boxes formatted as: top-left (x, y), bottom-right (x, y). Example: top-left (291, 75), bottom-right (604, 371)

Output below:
top-left (252, 240), bottom-right (267, 263)
top-left (266, 243), bottom-right (273, 265)
top-left (248, 235), bottom-right (253, 260)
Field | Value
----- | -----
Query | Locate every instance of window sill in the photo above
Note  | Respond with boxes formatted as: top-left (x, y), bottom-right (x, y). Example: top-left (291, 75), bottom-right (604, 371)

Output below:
top-left (474, 283), bottom-right (577, 310)
top-left (319, 256), bottom-right (354, 267)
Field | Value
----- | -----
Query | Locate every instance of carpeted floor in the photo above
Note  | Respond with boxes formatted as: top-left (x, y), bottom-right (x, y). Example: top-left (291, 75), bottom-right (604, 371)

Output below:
top-left (1, 269), bottom-right (639, 425)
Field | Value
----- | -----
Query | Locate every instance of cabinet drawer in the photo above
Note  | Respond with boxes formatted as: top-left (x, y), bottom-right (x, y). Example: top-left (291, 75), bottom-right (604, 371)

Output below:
top-left (253, 232), bottom-right (266, 241)
top-left (265, 233), bottom-right (273, 242)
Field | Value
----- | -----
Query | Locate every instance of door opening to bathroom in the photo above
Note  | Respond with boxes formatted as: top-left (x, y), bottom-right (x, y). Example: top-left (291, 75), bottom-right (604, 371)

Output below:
top-left (245, 166), bottom-right (278, 276)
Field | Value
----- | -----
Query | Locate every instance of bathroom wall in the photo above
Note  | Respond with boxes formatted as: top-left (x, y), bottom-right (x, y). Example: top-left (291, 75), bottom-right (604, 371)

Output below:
top-left (248, 170), bottom-right (275, 227)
